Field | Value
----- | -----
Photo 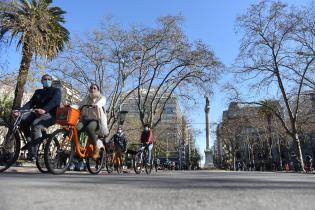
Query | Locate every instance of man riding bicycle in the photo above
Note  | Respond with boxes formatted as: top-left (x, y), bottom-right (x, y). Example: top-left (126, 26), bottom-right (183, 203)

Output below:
top-left (12, 74), bottom-right (61, 161)
top-left (110, 127), bottom-right (128, 168)
top-left (140, 124), bottom-right (153, 165)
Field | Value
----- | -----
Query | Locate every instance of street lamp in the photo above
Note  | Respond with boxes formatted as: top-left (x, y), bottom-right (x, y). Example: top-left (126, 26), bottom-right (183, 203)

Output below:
top-left (118, 110), bottom-right (128, 126)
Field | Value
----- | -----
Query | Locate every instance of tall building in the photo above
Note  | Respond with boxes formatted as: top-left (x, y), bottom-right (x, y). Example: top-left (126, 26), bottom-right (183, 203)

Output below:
top-left (297, 91), bottom-right (315, 160)
top-left (121, 88), bottom-right (193, 168)
top-left (217, 102), bottom-right (282, 171)
top-left (214, 123), bottom-right (223, 168)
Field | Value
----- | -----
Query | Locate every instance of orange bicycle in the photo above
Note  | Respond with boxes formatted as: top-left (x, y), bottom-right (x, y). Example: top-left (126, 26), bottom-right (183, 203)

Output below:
top-left (104, 140), bottom-right (124, 174)
top-left (44, 105), bottom-right (105, 175)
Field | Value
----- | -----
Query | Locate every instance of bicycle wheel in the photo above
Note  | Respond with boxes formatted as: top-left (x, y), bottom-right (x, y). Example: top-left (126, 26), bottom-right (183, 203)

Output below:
top-left (44, 128), bottom-right (75, 175)
top-left (86, 148), bottom-right (105, 174)
top-left (116, 164), bottom-right (122, 174)
top-left (36, 137), bottom-right (59, 173)
top-left (36, 139), bottom-right (48, 173)
top-left (133, 152), bottom-right (143, 174)
top-left (116, 162), bottom-right (123, 174)
top-left (0, 123), bottom-right (20, 173)
top-left (105, 152), bottom-right (113, 173)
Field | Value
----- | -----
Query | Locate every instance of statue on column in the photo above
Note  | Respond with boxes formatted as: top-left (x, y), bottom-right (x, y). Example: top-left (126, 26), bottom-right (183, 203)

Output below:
top-left (204, 96), bottom-right (214, 169)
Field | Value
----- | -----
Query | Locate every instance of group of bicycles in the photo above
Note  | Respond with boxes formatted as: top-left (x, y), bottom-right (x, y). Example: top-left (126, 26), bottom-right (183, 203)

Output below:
top-left (0, 106), bottom-right (153, 175)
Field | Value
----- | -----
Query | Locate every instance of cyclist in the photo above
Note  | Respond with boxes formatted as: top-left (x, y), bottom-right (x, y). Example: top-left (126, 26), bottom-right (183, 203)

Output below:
top-left (140, 124), bottom-right (153, 165)
top-left (77, 84), bottom-right (108, 159)
top-left (12, 74), bottom-right (61, 161)
top-left (111, 127), bottom-right (128, 167)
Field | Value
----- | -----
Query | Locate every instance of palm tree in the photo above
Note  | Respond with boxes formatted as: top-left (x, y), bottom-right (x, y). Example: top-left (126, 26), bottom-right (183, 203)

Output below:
top-left (0, 0), bottom-right (69, 110)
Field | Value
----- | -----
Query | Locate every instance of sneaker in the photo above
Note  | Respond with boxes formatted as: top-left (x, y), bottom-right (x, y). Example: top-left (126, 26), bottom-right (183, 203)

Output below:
top-left (92, 147), bottom-right (100, 159)
top-left (69, 164), bottom-right (75, 171)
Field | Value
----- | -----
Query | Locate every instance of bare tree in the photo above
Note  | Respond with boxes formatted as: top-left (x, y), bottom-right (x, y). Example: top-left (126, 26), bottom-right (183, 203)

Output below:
top-left (44, 20), bottom-right (138, 133)
top-left (235, 0), bottom-right (315, 171)
top-left (124, 16), bottom-right (222, 128)
top-left (45, 16), bottom-right (222, 133)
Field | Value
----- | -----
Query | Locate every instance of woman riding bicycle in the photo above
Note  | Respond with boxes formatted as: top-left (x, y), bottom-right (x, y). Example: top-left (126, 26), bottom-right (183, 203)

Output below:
top-left (77, 84), bottom-right (108, 159)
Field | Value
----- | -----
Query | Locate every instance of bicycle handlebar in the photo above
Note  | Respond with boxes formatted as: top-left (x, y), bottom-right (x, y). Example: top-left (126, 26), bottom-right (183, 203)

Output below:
top-left (12, 109), bottom-right (35, 115)
top-left (79, 105), bottom-right (95, 111)
top-left (19, 109), bottom-right (35, 113)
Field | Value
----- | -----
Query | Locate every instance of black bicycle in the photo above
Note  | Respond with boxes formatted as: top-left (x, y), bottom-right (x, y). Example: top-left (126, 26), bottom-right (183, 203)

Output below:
top-left (133, 144), bottom-right (152, 174)
top-left (0, 109), bottom-right (56, 173)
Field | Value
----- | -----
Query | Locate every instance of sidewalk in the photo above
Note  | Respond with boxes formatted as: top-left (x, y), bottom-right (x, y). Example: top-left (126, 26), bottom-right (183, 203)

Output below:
top-left (4, 166), bottom-right (40, 173)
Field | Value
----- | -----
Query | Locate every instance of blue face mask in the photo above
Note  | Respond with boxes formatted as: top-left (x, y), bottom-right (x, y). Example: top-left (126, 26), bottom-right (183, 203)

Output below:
top-left (42, 80), bottom-right (52, 88)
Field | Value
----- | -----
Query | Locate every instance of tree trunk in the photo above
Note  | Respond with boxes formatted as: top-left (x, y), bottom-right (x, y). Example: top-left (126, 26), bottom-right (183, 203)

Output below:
top-left (267, 116), bottom-right (273, 160)
top-left (233, 152), bottom-right (236, 171)
top-left (292, 132), bottom-right (305, 172)
top-left (12, 45), bottom-right (33, 110)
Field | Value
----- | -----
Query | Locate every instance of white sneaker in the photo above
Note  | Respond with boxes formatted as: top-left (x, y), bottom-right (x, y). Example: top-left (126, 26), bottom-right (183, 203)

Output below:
top-left (97, 139), bottom-right (105, 149)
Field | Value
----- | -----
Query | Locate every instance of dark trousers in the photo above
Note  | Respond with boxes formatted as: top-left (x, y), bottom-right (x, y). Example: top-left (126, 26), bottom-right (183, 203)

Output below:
top-left (77, 120), bottom-right (99, 146)
top-left (20, 112), bottom-right (55, 157)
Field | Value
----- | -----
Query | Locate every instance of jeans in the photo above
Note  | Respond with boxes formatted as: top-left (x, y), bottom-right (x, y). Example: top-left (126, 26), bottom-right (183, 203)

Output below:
top-left (146, 144), bottom-right (153, 164)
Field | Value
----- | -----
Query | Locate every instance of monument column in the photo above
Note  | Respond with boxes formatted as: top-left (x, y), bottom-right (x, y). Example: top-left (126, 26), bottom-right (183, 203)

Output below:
top-left (204, 96), bottom-right (214, 168)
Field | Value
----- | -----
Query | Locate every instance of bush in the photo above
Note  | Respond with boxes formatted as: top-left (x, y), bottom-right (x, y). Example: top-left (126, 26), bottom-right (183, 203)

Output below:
top-left (0, 94), bottom-right (13, 124)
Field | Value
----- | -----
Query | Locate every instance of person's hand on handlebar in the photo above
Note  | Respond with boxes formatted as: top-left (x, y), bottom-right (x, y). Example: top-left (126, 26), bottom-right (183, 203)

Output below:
top-left (35, 108), bottom-right (46, 115)
top-left (12, 110), bottom-right (20, 117)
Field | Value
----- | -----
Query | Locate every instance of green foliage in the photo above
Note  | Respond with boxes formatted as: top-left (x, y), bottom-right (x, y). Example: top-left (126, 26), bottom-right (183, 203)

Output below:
top-left (0, 0), bottom-right (70, 59)
top-left (0, 94), bottom-right (13, 124)
top-left (190, 149), bottom-right (201, 167)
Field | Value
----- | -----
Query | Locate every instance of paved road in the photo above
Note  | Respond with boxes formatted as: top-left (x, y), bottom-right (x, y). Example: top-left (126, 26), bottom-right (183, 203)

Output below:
top-left (0, 168), bottom-right (315, 210)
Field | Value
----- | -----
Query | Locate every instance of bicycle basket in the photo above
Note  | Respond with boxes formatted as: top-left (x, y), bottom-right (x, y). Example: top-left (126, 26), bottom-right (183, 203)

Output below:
top-left (56, 107), bottom-right (80, 126)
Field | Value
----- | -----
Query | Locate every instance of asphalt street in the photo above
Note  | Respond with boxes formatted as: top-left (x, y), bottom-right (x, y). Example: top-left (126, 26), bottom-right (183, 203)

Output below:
top-left (0, 168), bottom-right (314, 210)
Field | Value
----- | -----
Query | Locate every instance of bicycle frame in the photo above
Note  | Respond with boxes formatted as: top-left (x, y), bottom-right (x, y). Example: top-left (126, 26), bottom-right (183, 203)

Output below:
top-left (60, 125), bottom-right (95, 159)
top-left (137, 144), bottom-right (148, 164)
top-left (11, 110), bottom-right (35, 146)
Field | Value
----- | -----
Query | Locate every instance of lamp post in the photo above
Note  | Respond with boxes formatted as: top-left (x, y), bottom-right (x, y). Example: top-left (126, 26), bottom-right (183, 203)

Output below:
top-left (116, 58), bottom-right (128, 127)
top-left (118, 110), bottom-right (128, 126)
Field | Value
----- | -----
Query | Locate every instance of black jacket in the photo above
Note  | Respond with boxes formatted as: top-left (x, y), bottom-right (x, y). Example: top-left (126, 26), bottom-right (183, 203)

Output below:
top-left (111, 133), bottom-right (128, 151)
top-left (21, 87), bottom-right (62, 117)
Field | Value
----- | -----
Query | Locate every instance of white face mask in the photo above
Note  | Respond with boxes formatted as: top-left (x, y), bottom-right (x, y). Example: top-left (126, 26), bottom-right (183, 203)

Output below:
top-left (89, 91), bottom-right (100, 99)
top-left (144, 127), bottom-right (149, 131)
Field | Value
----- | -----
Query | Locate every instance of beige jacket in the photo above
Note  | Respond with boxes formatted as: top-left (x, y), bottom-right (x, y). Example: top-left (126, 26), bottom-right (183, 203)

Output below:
top-left (79, 95), bottom-right (109, 136)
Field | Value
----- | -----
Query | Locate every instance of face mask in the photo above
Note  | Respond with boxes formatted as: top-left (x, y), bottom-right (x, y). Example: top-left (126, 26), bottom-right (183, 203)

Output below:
top-left (42, 80), bottom-right (52, 88)
top-left (89, 92), bottom-right (100, 99)
top-left (144, 127), bottom-right (149, 131)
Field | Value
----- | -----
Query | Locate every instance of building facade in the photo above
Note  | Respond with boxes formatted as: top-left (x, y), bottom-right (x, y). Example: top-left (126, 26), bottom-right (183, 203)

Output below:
top-left (121, 89), bottom-right (196, 169)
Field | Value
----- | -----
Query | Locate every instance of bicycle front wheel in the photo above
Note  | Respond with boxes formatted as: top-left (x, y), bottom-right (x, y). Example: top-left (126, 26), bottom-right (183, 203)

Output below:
top-left (133, 152), bottom-right (143, 174)
top-left (44, 128), bottom-right (75, 175)
top-left (105, 152), bottom-right (113, 173)
top-left (36, 139), bottom-right (48, 173)
top-left (86, 148), bottom-right (105, 174)
top-left (36, 137), bottom-right (59, 173)
top-left (0, 123), bottom-right (20, 173)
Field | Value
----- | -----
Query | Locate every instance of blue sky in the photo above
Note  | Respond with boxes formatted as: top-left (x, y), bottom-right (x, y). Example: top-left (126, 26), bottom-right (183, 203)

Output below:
top-left (3, 0), bottom-right (311, 165)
